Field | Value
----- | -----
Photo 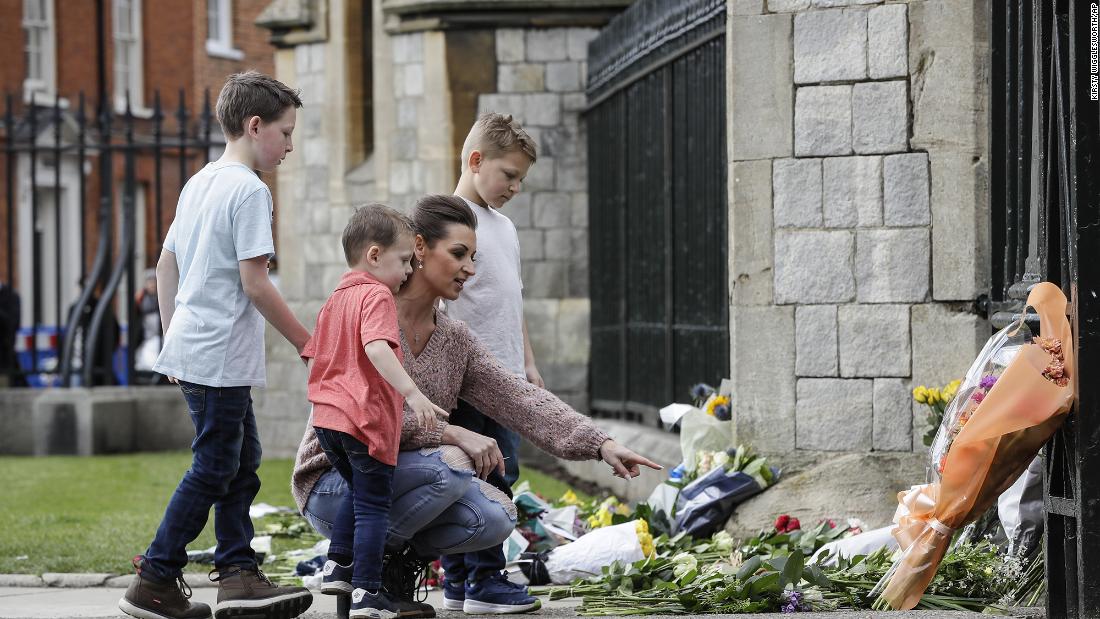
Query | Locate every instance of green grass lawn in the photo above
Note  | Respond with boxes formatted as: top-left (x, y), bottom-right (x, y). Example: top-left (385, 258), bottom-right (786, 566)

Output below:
top-left (0, 452), bottom-right (588, 575)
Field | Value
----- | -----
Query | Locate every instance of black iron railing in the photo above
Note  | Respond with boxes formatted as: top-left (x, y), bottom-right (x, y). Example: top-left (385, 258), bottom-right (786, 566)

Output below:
top-left (1, 90), bottom-right (218, 388)
top-left (586, 0), bottom-right (728, 424)
top-left (989, 1), bottom-right (1100, 614)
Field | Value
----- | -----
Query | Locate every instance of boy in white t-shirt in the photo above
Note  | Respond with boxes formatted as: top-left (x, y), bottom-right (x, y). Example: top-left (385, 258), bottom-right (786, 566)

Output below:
top-left (120, 71), bottom-right (313, 619)
top-left (441, 113), bottom-right (541, 614)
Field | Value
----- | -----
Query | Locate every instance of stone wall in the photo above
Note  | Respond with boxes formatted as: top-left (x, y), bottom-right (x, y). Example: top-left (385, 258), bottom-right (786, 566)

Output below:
top-left (728, 0), bottom-right (989, 455)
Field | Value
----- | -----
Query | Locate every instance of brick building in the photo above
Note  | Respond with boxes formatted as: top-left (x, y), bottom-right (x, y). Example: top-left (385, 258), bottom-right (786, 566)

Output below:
top-left (0, 0), bottom-right (277, 372)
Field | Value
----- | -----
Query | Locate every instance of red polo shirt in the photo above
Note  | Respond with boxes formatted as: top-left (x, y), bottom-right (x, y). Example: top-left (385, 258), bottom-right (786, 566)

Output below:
top-left (303, 271), bottom-right (404, 465)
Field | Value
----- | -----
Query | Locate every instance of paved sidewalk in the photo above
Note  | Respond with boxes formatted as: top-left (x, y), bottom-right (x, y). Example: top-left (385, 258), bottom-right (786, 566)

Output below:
top-left (0, 585), bottom-right (1030, 619)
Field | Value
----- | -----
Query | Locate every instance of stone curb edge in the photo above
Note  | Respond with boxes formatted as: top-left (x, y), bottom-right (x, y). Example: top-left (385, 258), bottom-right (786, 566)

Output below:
top-left (0, 573), bottom-right (218, 588)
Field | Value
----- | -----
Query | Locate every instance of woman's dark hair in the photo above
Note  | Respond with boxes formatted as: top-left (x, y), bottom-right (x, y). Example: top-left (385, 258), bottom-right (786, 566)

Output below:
top-left (411, 194), bottom-right (477, 245)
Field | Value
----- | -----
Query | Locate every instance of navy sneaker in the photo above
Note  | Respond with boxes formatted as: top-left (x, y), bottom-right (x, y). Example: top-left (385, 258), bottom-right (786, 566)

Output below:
top-left (441, 576), bottom-right (465, 611)
top-left (463, 572), bottom-right (541, 614)
top-left (320, 560), bottom-right (353, 595)
top-left (349, 588), bottom-right (401, 619)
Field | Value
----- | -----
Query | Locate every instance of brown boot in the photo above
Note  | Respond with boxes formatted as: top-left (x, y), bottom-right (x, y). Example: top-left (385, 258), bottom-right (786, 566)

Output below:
top-left (118, 556), bottom-right (212, 619)
top-left (210, 565), bottom-right (313, 619)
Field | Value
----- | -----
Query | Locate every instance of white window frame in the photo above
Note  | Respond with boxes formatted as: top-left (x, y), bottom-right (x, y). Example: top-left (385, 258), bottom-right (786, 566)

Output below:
top-left (112, 0), bottom-right (145, 112)
top-left (22, 0), bottom-right (57, 102)
top-left (206, 0), bottom-right (244, 60)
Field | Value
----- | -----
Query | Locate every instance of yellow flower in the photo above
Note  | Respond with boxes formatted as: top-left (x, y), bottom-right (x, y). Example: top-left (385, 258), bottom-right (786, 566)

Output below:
top-left (558, 490), bottom-right (581, 506)
top-left (704, 395), bottom-right (730, 416)
top-left (913, 386), bottom-right (928, 404)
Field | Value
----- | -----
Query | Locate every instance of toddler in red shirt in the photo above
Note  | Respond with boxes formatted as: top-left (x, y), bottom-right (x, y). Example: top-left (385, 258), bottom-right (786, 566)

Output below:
top-left (302, 204), bottom-right (448, 618)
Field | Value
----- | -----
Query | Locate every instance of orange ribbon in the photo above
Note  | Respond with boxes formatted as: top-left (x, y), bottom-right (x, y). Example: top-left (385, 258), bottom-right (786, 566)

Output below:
top-left (891, 484), bottom-right (954, 550)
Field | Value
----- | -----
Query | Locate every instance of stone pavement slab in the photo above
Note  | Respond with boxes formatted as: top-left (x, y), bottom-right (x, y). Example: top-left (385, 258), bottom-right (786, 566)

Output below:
top-left (0, 586), bottom-right (1022, 619)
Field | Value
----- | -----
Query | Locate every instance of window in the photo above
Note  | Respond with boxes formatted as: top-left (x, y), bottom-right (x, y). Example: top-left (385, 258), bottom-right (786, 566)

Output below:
top-left (206, 0), bottom-right (243, 60)
top-left (113, 0), bottom-right (144, 110)
top-left (22, 0), bottom-right (56, 100)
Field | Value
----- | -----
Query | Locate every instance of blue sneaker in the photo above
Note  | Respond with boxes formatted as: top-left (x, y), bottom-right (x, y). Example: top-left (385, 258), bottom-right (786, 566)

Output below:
top-left (349, 588), bottom-right (401, 619)
top-left (442, 576), bottom-right (465, 611)
top-left (463, 572), bottom-right (541, 614)
top-left (320, 560), bottom-right (353, 595)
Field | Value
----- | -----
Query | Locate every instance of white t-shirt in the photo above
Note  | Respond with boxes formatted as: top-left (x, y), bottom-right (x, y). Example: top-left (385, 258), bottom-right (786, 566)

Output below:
top-left (443, 197), bottom-right (526, 377)
top-left (153, 161), bottom-right (275, 387)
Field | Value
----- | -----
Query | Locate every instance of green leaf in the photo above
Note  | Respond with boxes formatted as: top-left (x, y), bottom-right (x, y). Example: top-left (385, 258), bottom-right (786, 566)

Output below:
top-left (737, 555), bottom-right (763, 581)
top-left (779, 551), bottom-right (804, 589)
top-left (745, 571), bottom-right (782, 597)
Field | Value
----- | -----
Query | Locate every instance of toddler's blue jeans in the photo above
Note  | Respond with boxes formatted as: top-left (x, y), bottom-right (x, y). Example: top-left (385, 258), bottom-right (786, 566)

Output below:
top-left (313, 427), bottom-right (395, 591)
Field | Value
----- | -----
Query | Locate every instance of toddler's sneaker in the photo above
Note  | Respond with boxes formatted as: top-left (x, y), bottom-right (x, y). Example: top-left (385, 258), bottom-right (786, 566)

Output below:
top-left (463, 572), bottom-right (541, 614)
top-left (118, 555), bottom-right (212, 619)
top-left (350, 588), bottom-right (402, 619)
top-left (441, 575), bottom-right (465, 611)
top-left (320, 559), bottom-right (354, 595)
top-left (210, 565), bottom-right (313, 619)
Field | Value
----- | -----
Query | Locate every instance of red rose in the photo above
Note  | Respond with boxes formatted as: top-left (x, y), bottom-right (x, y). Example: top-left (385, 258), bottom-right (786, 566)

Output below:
top-left (826, 519), bottom-right (836, 529)
top-left (774, 514), bottom-right (791, 531)
top-left (786, 518), bottom-right (801, 532)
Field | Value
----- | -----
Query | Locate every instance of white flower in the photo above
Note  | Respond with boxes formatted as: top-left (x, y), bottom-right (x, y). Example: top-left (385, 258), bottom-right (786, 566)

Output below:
top-left (712, 531), bottom-right (734, 554)
top-left (671, 552), bottom-right (698, 579)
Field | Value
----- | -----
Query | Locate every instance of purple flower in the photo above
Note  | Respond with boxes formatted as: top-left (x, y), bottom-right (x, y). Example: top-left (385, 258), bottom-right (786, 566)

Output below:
top-left (713, 404), bottom-right (731, 421)
top-left (979, 375), bottom-right (998, 391)
top-left (781, 590), bottom-right (804, 613)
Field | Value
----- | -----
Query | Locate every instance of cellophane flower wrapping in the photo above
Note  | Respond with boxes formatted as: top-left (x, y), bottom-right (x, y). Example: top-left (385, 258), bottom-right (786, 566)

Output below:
top-left (873, 282), bottom-right (1075, 610)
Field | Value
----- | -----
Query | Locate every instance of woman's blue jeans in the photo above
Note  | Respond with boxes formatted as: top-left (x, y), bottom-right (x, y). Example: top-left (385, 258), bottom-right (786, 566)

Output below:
top-left (303, 448), bottom-right (516, 565)
top-left (144, 382), bottom-right (261, 581)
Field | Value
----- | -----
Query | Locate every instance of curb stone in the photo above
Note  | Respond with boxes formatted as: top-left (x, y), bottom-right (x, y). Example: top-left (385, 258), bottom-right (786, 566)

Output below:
top-left (1, 573), bottom-right (217, 588)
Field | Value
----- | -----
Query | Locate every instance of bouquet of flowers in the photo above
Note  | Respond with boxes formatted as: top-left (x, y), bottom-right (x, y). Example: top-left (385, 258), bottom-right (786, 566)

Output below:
top-left (873, 282), bottom-right (1075, 610)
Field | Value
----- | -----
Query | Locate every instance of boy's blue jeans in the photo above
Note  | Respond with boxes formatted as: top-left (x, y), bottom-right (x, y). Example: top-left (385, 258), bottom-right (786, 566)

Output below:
top-left (143, 382), bottom-right (261, 582)
top-left (313, 427), bottom-right (395, 591)
top-left (439, 399), bottom-right (517, 583)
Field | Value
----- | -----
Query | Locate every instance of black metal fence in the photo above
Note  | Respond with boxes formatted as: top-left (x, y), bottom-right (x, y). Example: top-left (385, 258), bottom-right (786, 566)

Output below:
top-left (1, 90), bottom-right (218, 388)
top-left (988, 0), bottom-right (1100, 614)
top-left (586, 0), bottom-right (728, 424)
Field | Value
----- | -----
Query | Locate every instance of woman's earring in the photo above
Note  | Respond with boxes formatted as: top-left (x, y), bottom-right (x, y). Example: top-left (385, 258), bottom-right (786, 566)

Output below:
top-left (418, 261), bottom-right (424, 270)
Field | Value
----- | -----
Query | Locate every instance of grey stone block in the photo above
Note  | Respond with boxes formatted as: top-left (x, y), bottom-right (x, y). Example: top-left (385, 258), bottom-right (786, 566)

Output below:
top-left (390, 128), bottom-right (418, 160)
top-left (567, 28), bottom-right (598, 61)
top-left (812, 0), bottom-right (880, 6)
top-left (557, 161), bottom-right (586, 191)
top-left (874, 378), bottom-right (913, 451)
top-left (930, 152), bottom-right (986, 300)
top-left (546, 61), bottom-right (581, 92)
top-left (768, 0), bottom-right (810, 11)
top-left (523, 261), bottom-right (567, 298)
top-left (0, 389), bottom-right (38, 455)
top-left (477, 93), bottom-right (524, 117)
top-left (521, 93), bottom-right (562, 127)
top-left (571, 228), bottom-right (589, 261)
top-left (524, 156), bottom-right (555, 191)
top-left (533, 192), bottom-right (572, 227)
top-left (852, 81), bottom-right (908, 154)
top-left (568, 261), bottom-right (589, 297)
top-left (544, 228), bottom-right (573, 260)
top-left (518, 229), bottom-right (545, 260)
top-left (571, 193), bottom-right (588, 227)
top-left (498, 63), bottom-right (545, 92)
top-left (823, 156), bottom-right (882, 227)
top-left (774, 230), bottom-right (856, 304)
top-left (496, 28), bottom-right (526, 63)
top-left (392, 32), bottom-right (423, 63)
top-left (731, 0), bottom-right (767, 13)
top-left (563, 93), bottom-right (587, 112)
top-left (773, 158), bottom-right (823, 227)
top-left (402, 63), bottom-right (424, 97)
top-left (0, 574), bottom-right (45, 586)
top-left (868, 4), bottom-right (908, 79)
top-left (558, 298), bottom-right (591, 363)
top-left (554, 418), bottom-right (682, 503)
top-left (795, 85), bottom-right (853, 156)
top-left (730, 14), bottom-right (794, 160)
top-left (730, 160), bottom-right (775, 306)
top-left (523, 298), bottom-right (558, 359)
top-left (731, 305), bottom-right (796, 454)
top-left (527, 29), bottom-right (568, 62)
top-left (389, 161), bottom-right (412, 195)
top-left (796, 378), bottom-right (873, 450)
top-left (796, 305), bottom-right (838, 377)
top-left (794, 8), bottom-right (867, 83)
top-left (883, 152), bottom-right (930, 226)
top-left (538, 125), bottom-right (580, 159)
top-left (838, 304), bottom-right (911, 377)
top-left (505, 193), bottom-right (533, 227)
top-left (396, 99), bottom-right (418, 128)
top-left (855, 228), bottom-right (929, 303)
